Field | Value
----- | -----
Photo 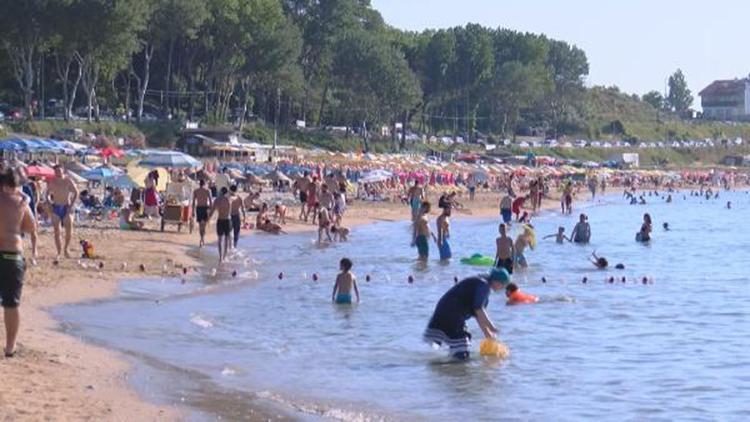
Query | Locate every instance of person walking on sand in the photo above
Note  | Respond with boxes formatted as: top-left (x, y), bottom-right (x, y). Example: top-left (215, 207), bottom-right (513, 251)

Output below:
top-left (407, 180), bottom-right (425, 221)
top-left (228, 185), bottom-right (246, 249)
top-left (570, 213), bottom-right (591, 244)
top-left (423, 268), bottom-right (510, 360)
top-left (0, 166), bottom-right (38, 357)
top-left (46, 165), bottom-right (78, 259)
top-left (412, 201), bottom-right (435, 261)
top-left (436, 206), bottom-right (452, 261)
top-left (495, 223), bottom-right (514, 274)
top-left (209, 187), bottom-right (232, 263)
top-left (193, 179), bottom-right (213, 248)
top-left (295, 171), bottom-right (311, 221)
top-left (332, 258), bottom-right (360, 305)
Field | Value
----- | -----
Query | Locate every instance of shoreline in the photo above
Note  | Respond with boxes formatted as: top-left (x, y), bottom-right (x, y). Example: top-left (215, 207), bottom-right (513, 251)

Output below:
top-left (0, 189), bottom-right (590, 420)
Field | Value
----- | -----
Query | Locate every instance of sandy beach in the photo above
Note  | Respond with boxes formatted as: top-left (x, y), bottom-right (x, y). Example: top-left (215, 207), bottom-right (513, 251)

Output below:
top-left (0, 188), bottom-right (540, 420)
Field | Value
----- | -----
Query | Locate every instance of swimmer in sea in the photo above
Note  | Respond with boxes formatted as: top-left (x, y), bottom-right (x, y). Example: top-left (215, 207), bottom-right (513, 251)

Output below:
top-left (544, 226), bottom-right (570, 244)
top-left (495, 223), bottom-right (514, 275)
top-left (636, 213), bottom-right (652, 242)
top-left (332, 258), bottom-right (359, 305)
top-left (663, 222), bottom-right (670, 231)
top-left (727, 201), bottom-right (732, 209)
top-left (436, 206), bottom-right (452, 261)
top-left (407, 180), bottom-right (425, 222)
top-left (423, 268), bottom-right (510, 360)
top-left (590, 251), bottom-right (608, 269)
top-left (505, 283), bottom-right (539, 305)
top-left (570, 213), bottom-right (591, 244)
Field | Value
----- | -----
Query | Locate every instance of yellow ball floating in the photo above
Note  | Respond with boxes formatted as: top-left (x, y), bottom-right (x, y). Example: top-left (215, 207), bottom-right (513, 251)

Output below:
top-left (479, 339), bottom-right (511, 358)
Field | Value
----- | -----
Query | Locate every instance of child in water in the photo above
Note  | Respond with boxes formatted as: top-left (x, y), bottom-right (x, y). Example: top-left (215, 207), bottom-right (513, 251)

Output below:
top-left (505, 283), bottom-right (539, 305)
top-left (332, 258), bottom-right (360, 305)
top-left (544, 226), bottom-right (570, 244)
top-left (590, 251), bottom-right (608, 269)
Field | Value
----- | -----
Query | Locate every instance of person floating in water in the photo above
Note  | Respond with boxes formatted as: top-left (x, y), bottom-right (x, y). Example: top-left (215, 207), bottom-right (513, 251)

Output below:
top-left (544, 226), bottom-right (570, 244)
top-left (436, 206), bottom-right (452, 261)
top-left (590, 251), bottom-right (608, 269)
top-left (495, 223), bottom-right (514, 274)
top-left (636, 213), bottom-right (652, 242)
top-left (571, 213), bottom-right (591, 244)
top-left (505, 283), bottom-right (539, 305)
top-left (663, 222), bottom-right (670, 231)
top-left (727, 201), bottom-right (732, 209)
top-left (332, 258), bottom-right (359, 305)
top-left (423, 268), bottom-right (510, 360)
top-left (412, 201), bottom-right (434, 261)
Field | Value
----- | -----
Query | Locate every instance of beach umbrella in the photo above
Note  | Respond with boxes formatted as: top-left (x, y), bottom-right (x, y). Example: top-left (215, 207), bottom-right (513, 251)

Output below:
top-left (139, 151), bottom-right (202, 169)
top-left (0, 141), bottom-right (22, 152)
top-left (105, 174), bottom-right (139, 189)
top-left (82, 166), bottom-right (119, 181)
top-left (265, 169), bottom-right (291, 183)
top-left (246, 174), bottom-right (267, 185)
top-left (24, 165), bottom-right (56, 180)
top-left (99, 146), bottom-right (125, 159)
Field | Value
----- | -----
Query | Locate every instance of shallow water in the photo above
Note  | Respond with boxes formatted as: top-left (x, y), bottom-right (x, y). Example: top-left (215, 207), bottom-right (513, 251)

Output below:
top-left (57, 191), bottom-right (750, 420)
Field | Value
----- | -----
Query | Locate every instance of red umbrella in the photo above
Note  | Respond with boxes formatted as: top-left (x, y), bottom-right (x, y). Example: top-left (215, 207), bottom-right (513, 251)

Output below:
top-left (24, 165), bottom-right (56, 180)
top-left (99, 146), bottom-right (124, 158)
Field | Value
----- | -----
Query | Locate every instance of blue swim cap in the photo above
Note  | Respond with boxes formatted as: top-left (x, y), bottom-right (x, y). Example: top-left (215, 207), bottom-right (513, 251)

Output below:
top-left (487, 268), bottom-right (511, 285)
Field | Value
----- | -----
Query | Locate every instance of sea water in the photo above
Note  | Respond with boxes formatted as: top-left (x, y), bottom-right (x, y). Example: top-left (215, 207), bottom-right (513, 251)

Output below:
top-left (56, 191), bottom-right (750, 421)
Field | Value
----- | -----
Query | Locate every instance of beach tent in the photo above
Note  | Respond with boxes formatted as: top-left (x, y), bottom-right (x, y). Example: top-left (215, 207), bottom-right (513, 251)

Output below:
top-left (139, 151), bottom-right (202, 169)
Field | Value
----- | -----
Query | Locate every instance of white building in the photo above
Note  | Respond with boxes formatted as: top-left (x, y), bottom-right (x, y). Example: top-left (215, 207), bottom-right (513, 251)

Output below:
top-left (699, 77), bottom-right (750, 121)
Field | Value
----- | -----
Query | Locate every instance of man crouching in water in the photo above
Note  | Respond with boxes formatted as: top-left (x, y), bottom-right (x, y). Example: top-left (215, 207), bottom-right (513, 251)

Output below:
top-left (0, 166), bottom-right (38, 357)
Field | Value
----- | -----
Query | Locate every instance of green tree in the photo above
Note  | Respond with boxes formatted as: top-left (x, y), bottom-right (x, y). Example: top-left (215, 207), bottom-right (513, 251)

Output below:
top-left (667, 69), bottom-right (693, 115)
top-left (642, 90), bottom-right (664, 110)
top-left (545, 40), bottom-right (589, 137)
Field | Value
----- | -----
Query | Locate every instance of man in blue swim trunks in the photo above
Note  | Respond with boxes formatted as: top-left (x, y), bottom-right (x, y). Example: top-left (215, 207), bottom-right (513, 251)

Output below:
top-left (332, 258), bottom-right (359, 305)
top-left (46, 165), bottom-right (78, 258)
top-left (412, 201), bottom-right (434, 261)
top-left (436, 205), bottom-right (452, 261)
top-left (423, 268), bottom-right (510, 360)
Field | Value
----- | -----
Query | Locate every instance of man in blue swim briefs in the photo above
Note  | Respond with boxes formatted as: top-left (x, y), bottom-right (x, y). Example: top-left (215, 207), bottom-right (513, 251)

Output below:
top-left (332, 258), bottom-right (360, 304)
top-left (423, 268), bottom-right (509, 360)
top-left (46, 165), bottom-right (78, 258)
top-left (0, 166), bottom-right (38, 357)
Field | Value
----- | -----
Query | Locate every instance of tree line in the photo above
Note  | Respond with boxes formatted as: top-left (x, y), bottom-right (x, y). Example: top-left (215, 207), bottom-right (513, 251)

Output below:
top-left (1, 0), bottom-right (595, 149)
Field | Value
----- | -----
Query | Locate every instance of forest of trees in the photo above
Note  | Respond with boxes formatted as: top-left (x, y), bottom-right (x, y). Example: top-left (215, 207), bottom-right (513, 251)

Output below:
top-left (0, 0), bottom-right (595, 148)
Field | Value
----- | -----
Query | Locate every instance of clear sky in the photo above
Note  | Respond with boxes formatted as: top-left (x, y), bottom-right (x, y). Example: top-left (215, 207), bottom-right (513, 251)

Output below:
top-left (371, 0), bottom-right (750, 107)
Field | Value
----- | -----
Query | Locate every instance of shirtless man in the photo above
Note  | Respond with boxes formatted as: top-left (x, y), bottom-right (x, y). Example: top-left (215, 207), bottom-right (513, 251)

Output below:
top-left (306, 177), bottom-right (320, 224)
top-left (208, 187), bottom-right (231, 263)
top-left (407, 180), bottom-right (425, 221)
top-left (411, 201), bottom-right (434, 261)
top-left (46, 165), bottom-right (78, 258)
top-left (495, 223), bottom-right (514, 274)
top-left (436, 206), bottom-right (452, 261)
top-left (192, 179), bottom-right (213, 248)
top-left (228, 185), bottom-right (246, 249)
top-left (319, 184), bottom-right (334, 211)
top-left (0, 166), bottom-right (37, 357)
top-left (274, 203), bottom-right (287, 225)
top-left (295, 172), bottom-right (311, 220)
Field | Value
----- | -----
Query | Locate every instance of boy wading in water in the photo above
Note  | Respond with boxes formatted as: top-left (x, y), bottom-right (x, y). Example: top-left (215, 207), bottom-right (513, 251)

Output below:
top-left (412, 201), bottom-right (435, 261)
top-left (0, 166), bottom-right (38, 357)
top-left (423, 268), bottom-right (510, 360)
top-left (332, 258), bottom-right (360, 305)
top-left (495, 223), bottom-right (514, 274)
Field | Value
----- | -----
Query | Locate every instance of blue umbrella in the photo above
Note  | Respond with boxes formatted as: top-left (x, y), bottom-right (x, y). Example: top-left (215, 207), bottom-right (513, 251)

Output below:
top-left (82, 167), bottom-right (118, 181)
top-left (0, 141), bottom-right (21, 152)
